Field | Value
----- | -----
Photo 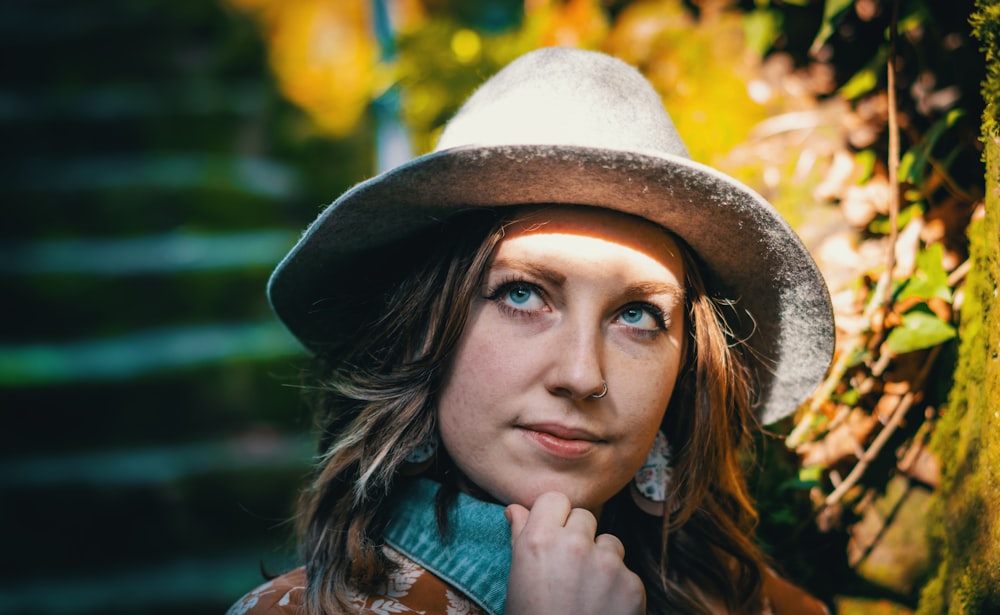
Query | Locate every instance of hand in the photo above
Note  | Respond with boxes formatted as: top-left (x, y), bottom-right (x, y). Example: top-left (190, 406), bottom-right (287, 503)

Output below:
top-left (504, 492), bottom-right (646, 615)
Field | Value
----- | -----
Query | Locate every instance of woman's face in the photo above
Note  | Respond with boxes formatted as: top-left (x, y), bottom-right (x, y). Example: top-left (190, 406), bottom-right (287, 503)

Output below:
top-left (436, 206), bottom-right (687, 515)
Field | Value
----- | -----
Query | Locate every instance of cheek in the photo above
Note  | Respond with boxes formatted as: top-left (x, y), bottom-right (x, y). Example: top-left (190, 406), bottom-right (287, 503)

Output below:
top-left (436, 352), bottom-right (478, 439)
top-left (439, 332), bottom-right (495, 407)
top-left (436, 360), bottom-right (479, 466)
top-left (439, 310), bottom-right (534, 406)
top-left (636, 345), bottom-right (683, 404)
top-left (620, 348), bottom-right (683, 442)
top-left (654, 359), bottom-right (682, 408)
top-left (435, 321), bottom-right (505, 438)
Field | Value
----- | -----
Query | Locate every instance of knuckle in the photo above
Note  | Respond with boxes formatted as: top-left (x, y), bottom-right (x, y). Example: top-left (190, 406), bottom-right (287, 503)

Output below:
top-left (563, 533), bottom-right (592, 557)
top-left (624, 571), bottom-right (644, 594)
top-left (520, 528), bottom-right (552, 551)
top-left (595, 549), bottom-right (623, 574)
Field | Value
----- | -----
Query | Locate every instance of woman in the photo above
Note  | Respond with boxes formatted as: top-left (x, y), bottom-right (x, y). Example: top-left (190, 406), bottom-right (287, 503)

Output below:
top-left (230, 47), bottom-right (834, 614)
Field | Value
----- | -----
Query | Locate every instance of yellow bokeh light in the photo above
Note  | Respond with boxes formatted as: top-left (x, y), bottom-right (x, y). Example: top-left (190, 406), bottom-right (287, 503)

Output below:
top-left (451, 29), bottom-right (481, 64)
top-left (227, 0), bottom-right (377, 137)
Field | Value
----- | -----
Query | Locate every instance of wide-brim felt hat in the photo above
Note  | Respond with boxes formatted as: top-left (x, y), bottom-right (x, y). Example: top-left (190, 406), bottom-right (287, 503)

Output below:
top-left (267, 46), bottom-right (834, 425)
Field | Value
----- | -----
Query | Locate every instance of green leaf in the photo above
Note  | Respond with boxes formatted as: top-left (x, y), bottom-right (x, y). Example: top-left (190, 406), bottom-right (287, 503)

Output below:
top-left (898, 109), bottom-right (966, 184)
top-left (868, 202), bottom-right (924, 235)
top-left (836, 388), bottom-right (861, 406)
top-left (885, 309), bottom-right (956, 355)
top-left (810, 0), bottom-right (856, 55)
top-left (744, 9), bottom-right (782, 57)
top-left (898, 242), bottom-right (953, 303)
top-left (840, 68), bottom-right (879, 100)
top-left (767, 508), bottom-right (801, 527)
top-left (797, 465), bottom-right (826, 486)
top-left (895, 1), bottom-right (931, 38)
top-left (838, 46), bottom-right (890, 100)
top-left (845, 345), bottom-right (872, 368)
top-left (854, 149), bottom-right (877, 184)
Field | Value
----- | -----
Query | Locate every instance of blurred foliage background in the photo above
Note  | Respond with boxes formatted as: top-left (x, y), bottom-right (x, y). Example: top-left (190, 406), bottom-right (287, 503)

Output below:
top-left (0, 1), bottom-right (994, 614)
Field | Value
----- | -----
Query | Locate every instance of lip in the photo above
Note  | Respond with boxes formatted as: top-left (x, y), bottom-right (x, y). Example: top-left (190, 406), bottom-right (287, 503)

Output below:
top-left (518, 423), bottom-right (603, 458)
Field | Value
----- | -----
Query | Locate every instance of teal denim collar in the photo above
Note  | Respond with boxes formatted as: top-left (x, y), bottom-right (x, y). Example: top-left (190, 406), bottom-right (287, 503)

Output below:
top-left (384, 479), bottom-right (511, 615)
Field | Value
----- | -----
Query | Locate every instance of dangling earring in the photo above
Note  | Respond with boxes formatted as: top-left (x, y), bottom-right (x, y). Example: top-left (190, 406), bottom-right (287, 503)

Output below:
top-left (630, 430), bottom-right (672, 516)
top-left (401, 432), bottom-right (438, 475)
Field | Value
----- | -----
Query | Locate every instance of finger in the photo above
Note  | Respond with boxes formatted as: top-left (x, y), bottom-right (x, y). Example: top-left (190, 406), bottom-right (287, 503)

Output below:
top-left (594, 533), bottom-right (627, 560)
top-left (564, 507), bottom-right (598, 538)
top-left (505, 504), bottom-right (530, 542)
top-left (523, 491), bottom-right (573, 530)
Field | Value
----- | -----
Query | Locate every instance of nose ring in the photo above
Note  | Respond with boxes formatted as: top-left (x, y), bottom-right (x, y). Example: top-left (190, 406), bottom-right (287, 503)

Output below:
top-left (591, 381), bottom-right (608, 399)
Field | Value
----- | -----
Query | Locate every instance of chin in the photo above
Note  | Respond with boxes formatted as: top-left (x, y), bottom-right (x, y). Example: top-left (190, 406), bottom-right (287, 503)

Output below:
top-left (506, 482), bottom-right (610, 515)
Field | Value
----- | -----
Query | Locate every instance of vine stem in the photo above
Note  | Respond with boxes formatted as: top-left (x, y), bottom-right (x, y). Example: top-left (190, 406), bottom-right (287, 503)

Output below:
top-left (880, 0), bottom-right (901, 310)
top-left (821, 345), bottom-right (941, 509)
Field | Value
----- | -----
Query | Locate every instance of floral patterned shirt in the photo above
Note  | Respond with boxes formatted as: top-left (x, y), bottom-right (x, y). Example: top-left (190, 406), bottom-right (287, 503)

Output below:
top-left (226, 546), bottom-right (487, 615)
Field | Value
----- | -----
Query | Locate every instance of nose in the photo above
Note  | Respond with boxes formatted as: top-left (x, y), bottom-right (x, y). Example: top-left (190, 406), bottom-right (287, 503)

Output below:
top-left (545, 321), bottom-right (606, 400)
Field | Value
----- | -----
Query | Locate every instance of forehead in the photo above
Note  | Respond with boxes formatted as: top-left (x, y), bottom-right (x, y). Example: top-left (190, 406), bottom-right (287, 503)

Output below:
top-left (496, 205), bottom-right (685, 279)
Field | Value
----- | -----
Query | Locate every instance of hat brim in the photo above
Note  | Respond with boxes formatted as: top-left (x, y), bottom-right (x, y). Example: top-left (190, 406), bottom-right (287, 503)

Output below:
top-left (268, 143), bottom-right (833, 425)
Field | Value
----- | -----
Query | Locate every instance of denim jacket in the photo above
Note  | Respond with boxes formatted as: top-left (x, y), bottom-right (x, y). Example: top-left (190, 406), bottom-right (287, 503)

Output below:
top-left (384, 478), bottom-right (512, 615)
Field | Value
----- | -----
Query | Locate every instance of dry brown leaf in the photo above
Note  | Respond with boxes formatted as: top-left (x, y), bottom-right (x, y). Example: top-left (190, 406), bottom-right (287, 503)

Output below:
top-left (840, 186), bottom-right (880, 229)
top-left (882, 380), bottom-right (911, 396)
top-left (813, 149), bottom-right (858, 202)
top-left (797, 408), bottom-right (880, 467)
top-left (883, 351), bottom-right (927, 385)
top-left (898, 440), bottom-right (941, 488)
top-left (874, 392), bottom-right (904, 423)
top-left (883, 309), bottom-right (903, 329)
top-left (927, 296), bottom-right (953, 322)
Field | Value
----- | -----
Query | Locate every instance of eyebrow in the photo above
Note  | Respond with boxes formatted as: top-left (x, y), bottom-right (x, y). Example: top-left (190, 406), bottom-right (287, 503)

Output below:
top-left (490, 259), bottom-right (684, 299)
top-left (622, 281), bottom-right (685, 300)
top-left (489, 258), bottom-right (567, 287)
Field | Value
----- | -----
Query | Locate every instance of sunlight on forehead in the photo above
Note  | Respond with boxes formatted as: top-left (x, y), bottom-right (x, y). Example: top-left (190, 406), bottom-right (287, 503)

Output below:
top-left (498, 206), bottom-right (686, 294)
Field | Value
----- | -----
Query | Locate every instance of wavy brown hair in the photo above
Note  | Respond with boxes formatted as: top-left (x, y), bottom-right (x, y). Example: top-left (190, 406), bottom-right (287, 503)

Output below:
top-left (296, 207), bottom-right (766, 614)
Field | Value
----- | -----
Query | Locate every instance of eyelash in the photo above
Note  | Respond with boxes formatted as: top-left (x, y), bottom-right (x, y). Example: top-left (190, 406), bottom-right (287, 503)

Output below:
top-left (484, 277), bottom-right (545, 318)
top-left (619, 303), bottom-right (668, 338)
top-left (484, 276), bottom-right (670, 336)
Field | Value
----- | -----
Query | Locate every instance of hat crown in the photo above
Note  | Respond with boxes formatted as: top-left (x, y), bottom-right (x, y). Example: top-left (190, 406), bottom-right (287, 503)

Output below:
top-left (436, 47), bottom-right (691, 158)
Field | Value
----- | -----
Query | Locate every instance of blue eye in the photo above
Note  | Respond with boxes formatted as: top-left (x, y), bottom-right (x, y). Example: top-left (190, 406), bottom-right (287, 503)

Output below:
top-left (621, 308), bottom-right (644, 323)
top-left (508, 286), bottom-right (534, 305)
top-left (486, 280), bottom-right (547, 315)
top-left (617, 305), bottom-right (663, 331)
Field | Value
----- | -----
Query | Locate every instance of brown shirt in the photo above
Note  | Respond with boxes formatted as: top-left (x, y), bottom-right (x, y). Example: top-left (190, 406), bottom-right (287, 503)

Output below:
top-left (225, 553), bottom-right (835, 615)
top-left (226, 547), bottom-right (488, 615)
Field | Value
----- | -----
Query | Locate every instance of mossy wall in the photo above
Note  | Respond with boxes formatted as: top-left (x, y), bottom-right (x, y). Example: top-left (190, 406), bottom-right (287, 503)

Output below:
top-left (916, 2), bottom-right (1000, 613)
